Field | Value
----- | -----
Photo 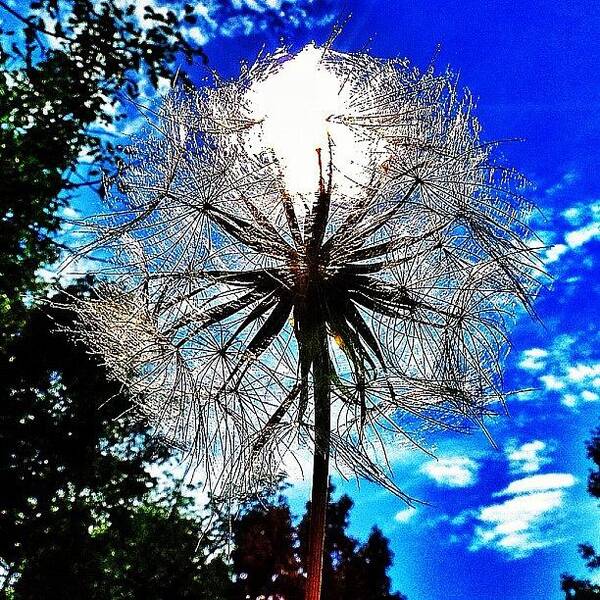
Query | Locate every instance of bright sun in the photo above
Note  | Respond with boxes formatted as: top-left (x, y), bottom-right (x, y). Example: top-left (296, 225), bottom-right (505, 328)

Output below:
top-left (245, 44), bottom-right (371, 213)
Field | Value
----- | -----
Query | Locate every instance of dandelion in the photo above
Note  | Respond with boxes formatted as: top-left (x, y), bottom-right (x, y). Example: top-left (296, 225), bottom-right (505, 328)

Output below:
top-left (67, 43), bottom-right (541, 599)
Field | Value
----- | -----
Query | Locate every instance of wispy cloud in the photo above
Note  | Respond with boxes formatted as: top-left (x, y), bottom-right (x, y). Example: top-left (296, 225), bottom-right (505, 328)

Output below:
top-left (505, 440), bottom-right (552, 474)
top-left (420, 457), bottom-right (480, 488)
top-left (564, 223), bottom-right (600, 249)
top-left (542, 197), bottom-right (600, 264)
top-left (515, 334), bottom-right (600, 409)
top-left (467, 472), bottom-right (576, 558)
top-left (394, 506), bottom-right (418, 524)
top-left (545, 169), bottom-right (578, 197)
top-left (518, 348), bottom-right (548, 372)
top-left (543, 243), bottom-right (568, 264)
top-left (540, 360), bottom-right (600, 408)
top-left (495, 472), bottom-right (575, 496)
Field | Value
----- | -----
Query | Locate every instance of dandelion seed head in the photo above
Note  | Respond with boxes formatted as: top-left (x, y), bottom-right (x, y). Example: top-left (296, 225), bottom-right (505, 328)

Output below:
top-left (65, 42), bottom-right (543, 503)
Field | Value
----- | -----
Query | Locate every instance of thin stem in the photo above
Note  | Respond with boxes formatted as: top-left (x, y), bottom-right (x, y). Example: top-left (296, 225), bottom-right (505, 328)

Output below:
top-left (305, 326), bottom-right (331, 600)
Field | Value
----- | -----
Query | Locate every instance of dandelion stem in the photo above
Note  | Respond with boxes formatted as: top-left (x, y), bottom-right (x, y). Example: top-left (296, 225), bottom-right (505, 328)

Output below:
top-left (305, 325), bottom-right (331, 600)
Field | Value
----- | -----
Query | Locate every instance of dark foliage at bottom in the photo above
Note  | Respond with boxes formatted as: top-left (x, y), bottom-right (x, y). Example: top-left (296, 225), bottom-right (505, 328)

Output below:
top-left (561, 427), bottom-right (600, 599)
top-left (232, 486), bottom-right (406, 600)
top-left (0, 287), bottom-right (406, 599)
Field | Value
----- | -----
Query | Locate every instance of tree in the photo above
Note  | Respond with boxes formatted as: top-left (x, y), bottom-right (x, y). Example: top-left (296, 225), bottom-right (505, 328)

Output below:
top-left (231, 486), bottom-right (406, 600)
top-left (231, 491), bottom-right (302, 600)
top-left (561, 427), bottom-right (600, 599)
top-left (348, 526), bottom-right (404, 600)
top-left (90, 486), bottom-right (233, 600)
top-left (299, 489), bottom-right (406, 600)
top-left (0, 286), bottom-right (231, 598)
top-left (0, 4), bottom-right (217, 594)
top-left (68, 43), bottom-right (541, 600)
top-left (0, 0), bottom-right (206, 348)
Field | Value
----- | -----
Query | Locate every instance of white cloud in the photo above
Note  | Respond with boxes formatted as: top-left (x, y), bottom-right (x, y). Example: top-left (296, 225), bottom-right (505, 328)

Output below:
top-left (529, 335), bottom-right (600, 408)
top-left (564, 223), bottom-right (600, 249)
top-left (566, 362), bottom-right (600, 382)
top-left (543, 243), bottom-right (568, 264)
top-left (518, 348), bottom-right (548, 372)
top-left (421, 457), bottom-right (479, 488)
top-left (539, 195), bottom-right (600, 264)
top-left (542, 362), bottom-right (600, 408)
top-left (505, 440), bottom-right (552, 474)
top-left (60, 206), bottom-right (79, 220)
top-left (468, 472), bottom-right (576, 558)
top-left (539, 374), bottom-right (565, 391)
top-left (495, 472), bottom-right (575, 496)
top-left (470, 491), bottom-right (564, 557)
top-left (545, 169), bottom-right (578, 196)
top-left (562, 205), bottom-right (584, 226)
top-left (37, 254), bottom-right (101, 288)
top-left (281, 445), bottom-right (314, 489)
top-left (562, 393), bottom-right (578, 407)
top-left (187, 26), bottom-right (210, 46)
top-left (394, 507), bottom-right (417, 524)
top-left (560, 389), bottom-right (600, 407)
top-left (581, 389), bottom-right (600, 402)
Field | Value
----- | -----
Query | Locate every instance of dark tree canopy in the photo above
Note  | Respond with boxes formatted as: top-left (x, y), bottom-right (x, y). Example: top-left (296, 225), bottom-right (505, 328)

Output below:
top-left (0, 2), bottom-right (217, 596)
top-left (0, 298), bottom-right (405, 600)
top-left (0, 287), bottom-right (232, 599)
top-left (232, 495), bottom-right (301, 600)
top-left (231, 486), bottom-right (407, 600)
top-left (561, 426), bottom-right (600, 599)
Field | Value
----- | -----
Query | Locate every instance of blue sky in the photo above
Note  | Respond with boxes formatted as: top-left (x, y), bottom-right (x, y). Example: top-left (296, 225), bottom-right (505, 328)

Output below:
top-left (193, 2), bottom-right (600, 599)
top-left (10, 0), bottom-right (600, 597)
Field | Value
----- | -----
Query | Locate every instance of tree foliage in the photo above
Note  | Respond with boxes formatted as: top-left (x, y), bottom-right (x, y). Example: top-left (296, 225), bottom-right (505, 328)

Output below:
top-left (0, 1), bottom-right (218, 596)
top-left (561, 426), bottom-right (600, 599)
top-left (0, 286), bottom-right (231, 599)
top-left (0, 295), bottom-right (405, 599)
top-left (0, 0), bottom-right (206, 347)
top-left (231, 486), bottom-right (406, 600)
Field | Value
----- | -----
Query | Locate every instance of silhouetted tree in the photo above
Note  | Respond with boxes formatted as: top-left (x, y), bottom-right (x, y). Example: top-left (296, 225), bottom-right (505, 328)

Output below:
top-left (0, 0), bottom-right (206, 348)
top-left (0, 287), bottom-right (232, 598)
top-left (299, 488), bottom-right (406, 600)
top-left (0, 4), bottom-right (221, 595)
top-left (231, 492), bottom-right (302, 600)
top-left (561, 426), bottom-right (600, 599)
top-left (231, 486), bottom-right (406, 600)
top-left (91, 488), bottom-right (233, 600)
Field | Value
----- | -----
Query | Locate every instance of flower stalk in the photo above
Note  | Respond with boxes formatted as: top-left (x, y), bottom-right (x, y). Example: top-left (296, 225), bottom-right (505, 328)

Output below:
top-left (305, 324), bottom-right (330, 600)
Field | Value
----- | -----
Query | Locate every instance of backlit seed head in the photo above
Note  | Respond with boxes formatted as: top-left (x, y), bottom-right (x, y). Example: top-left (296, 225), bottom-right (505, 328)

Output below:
top-left (65, 43), bottom-right (542, 503)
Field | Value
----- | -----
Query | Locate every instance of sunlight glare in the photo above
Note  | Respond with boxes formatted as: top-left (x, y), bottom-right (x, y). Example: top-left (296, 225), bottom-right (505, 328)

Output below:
top-left (245, 44), bottom-right (365, 212)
